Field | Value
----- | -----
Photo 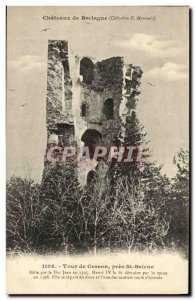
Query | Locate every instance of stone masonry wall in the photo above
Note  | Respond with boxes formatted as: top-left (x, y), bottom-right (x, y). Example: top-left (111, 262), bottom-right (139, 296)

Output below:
top-left (45, 40), bottom-right (142, 161)
top-left (46, 40), bottom-right (73, 144)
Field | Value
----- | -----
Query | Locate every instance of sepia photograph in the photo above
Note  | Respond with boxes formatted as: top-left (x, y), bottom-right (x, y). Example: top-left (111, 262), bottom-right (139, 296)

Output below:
top-left (6, 6), bottom-right (189, 295)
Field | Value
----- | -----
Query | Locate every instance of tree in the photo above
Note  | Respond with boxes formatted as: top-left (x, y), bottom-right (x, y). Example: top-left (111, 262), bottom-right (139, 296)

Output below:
top-left (108, 170), bottom-right (170, 253)
top-left (6, 176), bottom-right (41, 253)
top-left (38, 161), bottom-right (82, 254)
top-left (77, 162), bottom-right (112, 255)
top-left (167, 149), bottom-right (189, 255)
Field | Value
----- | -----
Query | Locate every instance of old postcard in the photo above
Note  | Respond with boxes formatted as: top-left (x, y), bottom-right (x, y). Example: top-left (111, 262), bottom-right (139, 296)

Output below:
top-left (6, 6), bottom-right (189, 294)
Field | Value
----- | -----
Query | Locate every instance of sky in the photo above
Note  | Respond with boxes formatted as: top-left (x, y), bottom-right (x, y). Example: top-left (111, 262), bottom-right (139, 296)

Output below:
top-left (7, 6), bottom-right (189, 182)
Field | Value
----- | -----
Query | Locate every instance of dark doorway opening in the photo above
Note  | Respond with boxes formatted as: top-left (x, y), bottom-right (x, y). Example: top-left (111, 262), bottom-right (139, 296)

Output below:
top-left (81, 103), bottom-right (88, 117)
top-left (80, 57), bottom-right (94, 84)
top-left (57, 124), bottom-right (75, 146)
top-left (81, 129), bottom-right (102, 159)
top-left (103, 98), bottom-right (114, 120)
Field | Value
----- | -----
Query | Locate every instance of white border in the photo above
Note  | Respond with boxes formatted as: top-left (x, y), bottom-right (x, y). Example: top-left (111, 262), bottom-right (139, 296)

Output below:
top-left (1, 0), bottom-right (193, 299)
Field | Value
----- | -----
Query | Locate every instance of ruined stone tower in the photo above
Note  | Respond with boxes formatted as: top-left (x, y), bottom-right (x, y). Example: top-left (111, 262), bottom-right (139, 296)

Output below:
top-left (45, 40), bottom-right (142, 174)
